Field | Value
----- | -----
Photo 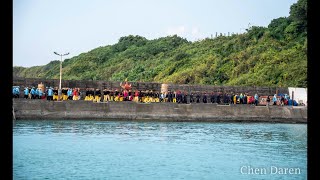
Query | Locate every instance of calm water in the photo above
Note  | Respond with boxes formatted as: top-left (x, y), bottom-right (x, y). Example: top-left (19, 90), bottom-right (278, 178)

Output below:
top-left (13, 120), bottom-right (307, 180)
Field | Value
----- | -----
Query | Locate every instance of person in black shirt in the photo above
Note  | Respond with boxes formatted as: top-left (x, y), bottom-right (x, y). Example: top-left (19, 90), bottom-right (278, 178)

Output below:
top-left (280, 95), bottom-right (285, 106)
top-left (217, 93), bottom-right (221, 104)
top-left (53, 88), bottom-right (58, 101)
top-left (266, 95), bottom-right (271, 106)
top-left (243, 94), bottom-right (247, 104)
top-left (223, 93), bottom-right (228, 104)
top-left (110, 90), bottom-right (114, 101)
top-left (84, 88), bottom-right (89, 101)
top-left (103, 89), bottom-right (107, 102)
top-left (138, 90), bottom-right (143, 102)
top-left (114, 89), bottom-right (119, 101)
top-left (227, 94), bottom-right (232, 104)
top-left (230, 93), bottom-right (234, 104)
top-left (95, 89), bottom-right (101, 102)
top-left (183, 91), bottom-right (188, 104)
top-left (177, 91), bottom-right (182, 104)
top-left (210, 92), bottom-right (215, 103)
top-left (196, 92), bottom-right (200, 103)
top-left (128, 90), bottom-right (132, 101)
top-left (203, 92), bottom-right (207, 103)
top-left (106, 89), bottom-right (111, 102)
top-left (190, 92), bottom-right (194, 103)
top-left (62, 88), bottom-right (68, 101)
top-left (168, 91), bottom-right (173, 103)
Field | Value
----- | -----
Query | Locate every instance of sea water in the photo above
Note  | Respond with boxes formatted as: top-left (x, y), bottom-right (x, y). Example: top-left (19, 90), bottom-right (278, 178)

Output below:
top-left (13, 120), bottom-right (307, 180)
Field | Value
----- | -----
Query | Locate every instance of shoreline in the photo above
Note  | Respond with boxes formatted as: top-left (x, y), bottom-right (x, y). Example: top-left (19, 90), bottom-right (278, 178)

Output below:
top-left (12, 99), bottom-right (307, 123)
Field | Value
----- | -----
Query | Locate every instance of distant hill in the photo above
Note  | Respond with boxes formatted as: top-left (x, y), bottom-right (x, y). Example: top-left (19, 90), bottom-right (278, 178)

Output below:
top-left (13, 0), bottom-right (307, 87)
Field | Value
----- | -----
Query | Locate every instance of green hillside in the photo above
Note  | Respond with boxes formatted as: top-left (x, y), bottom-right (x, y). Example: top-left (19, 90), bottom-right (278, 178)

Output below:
top-left (13, 0), bottom-right (307, 87)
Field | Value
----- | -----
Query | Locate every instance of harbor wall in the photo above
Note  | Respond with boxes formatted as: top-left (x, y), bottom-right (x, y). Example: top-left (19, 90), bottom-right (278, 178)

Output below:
top-left (13, 99), bottom-right (307, 123)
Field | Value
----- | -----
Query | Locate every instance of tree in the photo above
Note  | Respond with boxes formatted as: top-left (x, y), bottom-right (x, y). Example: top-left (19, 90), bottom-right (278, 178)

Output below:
top-left (289, 0), bottom-right (307, 32)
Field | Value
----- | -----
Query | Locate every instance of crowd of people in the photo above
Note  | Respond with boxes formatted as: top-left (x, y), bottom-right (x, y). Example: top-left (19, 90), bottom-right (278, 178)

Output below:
top-left (12, 86), bottom-right (81, 101)
top-left (12, 85), bottom-right (299, 106)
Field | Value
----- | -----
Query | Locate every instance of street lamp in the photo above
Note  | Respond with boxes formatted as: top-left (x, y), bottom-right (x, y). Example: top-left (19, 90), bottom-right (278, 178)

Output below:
top-left (54, 51), bottom-right (70, 101)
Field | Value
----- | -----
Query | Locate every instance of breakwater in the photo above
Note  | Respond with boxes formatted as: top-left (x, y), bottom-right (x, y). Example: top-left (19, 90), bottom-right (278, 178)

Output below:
top-left (13, 99), bottom-right (307, 123)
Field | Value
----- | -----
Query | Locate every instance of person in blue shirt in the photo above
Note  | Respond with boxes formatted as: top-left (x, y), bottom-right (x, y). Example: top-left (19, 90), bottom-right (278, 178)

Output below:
top-left (24, 87), bottom-right (29, 99)
top-left (254, 93), bottom-right (259, 106)
top-left (284, 94), bottom-right (289, 100)
top-left (35, 88), bottom-right (40, 99)
top-left (31, 87), bottom-right (36, 99)
top-left (15, 87), bottom-right (20, 98)
top-left (239, 93), bottom-right (244, 104)
top-left (47, 87), bottom-right (53, 101)
top-left (67, 88), bottom-right (73, 100)
top-left (12, 87), bottom-right (16, 98)
top-left (12, 87), bottom-right (20, 98)
top-left (38, 89), bottom-right (43, 99)
top-left (272, 94), bottom-right (278, 105)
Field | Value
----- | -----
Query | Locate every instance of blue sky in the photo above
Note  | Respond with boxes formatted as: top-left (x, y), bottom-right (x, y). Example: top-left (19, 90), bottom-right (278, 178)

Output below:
top-left (13, 0), bottom-right (297, 67)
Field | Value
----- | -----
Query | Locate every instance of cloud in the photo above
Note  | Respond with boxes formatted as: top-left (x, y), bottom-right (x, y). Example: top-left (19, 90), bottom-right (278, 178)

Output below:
top-left (166, 26), bottom-right (186, 36)
top-left (191, 27), bottom-right (204, 41)
top-left (165, 26), bottom-right (206, 41)
top-left (191, 27), bottom-right (199, 36)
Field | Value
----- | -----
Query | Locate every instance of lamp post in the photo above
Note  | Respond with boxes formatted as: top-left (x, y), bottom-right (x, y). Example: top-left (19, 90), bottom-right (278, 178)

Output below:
top-left (54, 52), bottom-right (69, 101)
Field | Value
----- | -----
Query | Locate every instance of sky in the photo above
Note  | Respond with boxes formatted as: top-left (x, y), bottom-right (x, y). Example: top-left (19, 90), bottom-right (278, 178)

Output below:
top-left (13, 0), bottom-right (297, 67)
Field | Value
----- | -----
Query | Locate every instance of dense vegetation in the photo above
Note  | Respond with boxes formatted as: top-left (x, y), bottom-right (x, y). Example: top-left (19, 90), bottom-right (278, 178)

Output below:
top-left (13, 0), bottom-right (307, 87)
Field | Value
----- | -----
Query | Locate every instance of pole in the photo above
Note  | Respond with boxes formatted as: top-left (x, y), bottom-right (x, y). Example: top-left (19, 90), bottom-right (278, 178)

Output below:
top-left (59, 55), bottom-right (62, 90)
top-left (58, 55), bottom-right (63, 101)
top-left (292, 91), bottom-right (294, 106)
top-left (54, 52), bottom-right (69, 101)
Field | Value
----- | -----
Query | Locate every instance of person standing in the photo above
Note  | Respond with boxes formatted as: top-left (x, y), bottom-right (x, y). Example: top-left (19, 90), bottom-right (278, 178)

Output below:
top-left (254, 94), bottom-right (259, 106)
top-left (28, 87), bottom-right (31, 99)
top-left (280, 95), bottom-right (285, 106)
top-left (73, 88), bottom-right (78, 100)
top-left (67, 88), bottom-right (73, 100)
top-left (210, 92), bottom-right (215, 103)
top-left (243, 94), bottom-right (247, 104)
top-left (203, 92), bottom-right (207, 103)
top-left (239, 93), bottom-right (244, 104)
top-left (31, 87), bottom-right (36, 99)
top-left (47, 87), bottom-right (53, 101)
top-left (190, 92), bottom-right (194, 103)
top-left (196, 92), bottom-right (200, 103)
top-left (134, 90), bottom-right (139, 102)
top-left (168, 91), bottom-right (173, 103)
top-left (38, 88), bottom-right (43, 99)
top-left (266, 96), bottom-right (270, 106)
top-left (106, 89), bottom-right (111, 102)
top-left (103, 89), bottom-right (107, 102)
top-left (110, 90), bottom-right (115, 101)
top-left (62, 88), bottom-right (68, 101)
top-left (272, 94), bottom-right (277, 105)
top-left (24, 87), bottom-right (29, 99)
top-left (35, 88), bottom-right (39, 99)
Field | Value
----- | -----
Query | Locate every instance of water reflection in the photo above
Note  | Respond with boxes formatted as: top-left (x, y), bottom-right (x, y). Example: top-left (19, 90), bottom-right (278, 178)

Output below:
top-left (14, 120), bottom-right (306, 146)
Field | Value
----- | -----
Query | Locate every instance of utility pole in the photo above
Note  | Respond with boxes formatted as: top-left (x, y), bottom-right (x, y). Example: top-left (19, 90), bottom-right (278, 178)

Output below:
top-left (54, 52), bottom-right (70, 101)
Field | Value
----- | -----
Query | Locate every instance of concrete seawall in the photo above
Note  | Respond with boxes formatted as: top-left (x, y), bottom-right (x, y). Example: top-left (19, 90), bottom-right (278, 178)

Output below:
top-left (12, 99), bottom-right (307, 123)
